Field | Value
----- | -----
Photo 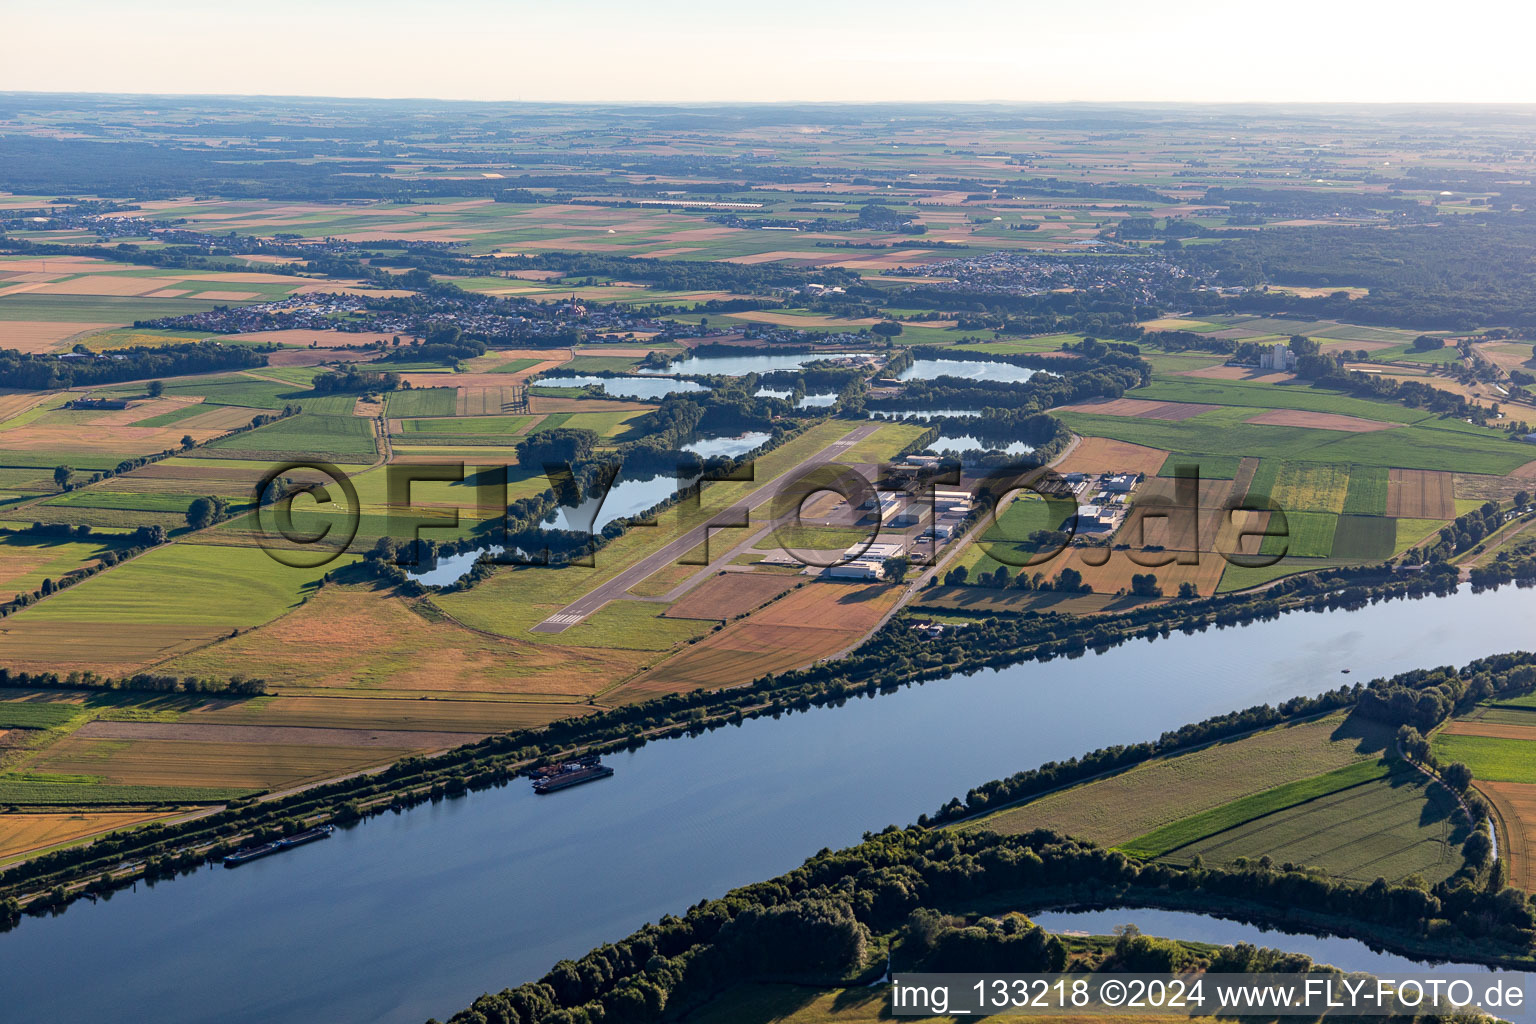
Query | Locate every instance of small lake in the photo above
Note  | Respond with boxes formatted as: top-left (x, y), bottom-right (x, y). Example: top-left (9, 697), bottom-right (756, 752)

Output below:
top-left (924, 434), bottom-right (1035, 455)
top-left (407, 545), bottom-right (509, 586)
top-left (534, 375), bottom-right (706, 400)
top-left (682, 432), bottom-right (772, 459)
top-left (869, 408), bottom-right (987, 420)
top-left (644, 351), bottom-right (873, 376)
top-left (756, 388), bottom-right (838, 407)
top-left (898, 358), bottom-right (1041, 383)
top-left (5, 585), bottom-right (1536, 1023)
top-left (1030, 908), bottom-right (1529, 1021)
top-left (1030, 907), bottom-right (1494, 973)
top-left (541, 471), bottom-right (695, 534)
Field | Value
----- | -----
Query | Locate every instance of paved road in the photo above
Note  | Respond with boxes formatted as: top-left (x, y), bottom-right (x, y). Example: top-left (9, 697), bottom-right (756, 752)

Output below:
top-left (530, 423), bottom-right (881, 632)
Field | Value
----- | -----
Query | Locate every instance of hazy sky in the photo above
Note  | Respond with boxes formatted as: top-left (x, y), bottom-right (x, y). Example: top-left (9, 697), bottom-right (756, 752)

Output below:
top-left (7, 0), bottom-right (1536, 104)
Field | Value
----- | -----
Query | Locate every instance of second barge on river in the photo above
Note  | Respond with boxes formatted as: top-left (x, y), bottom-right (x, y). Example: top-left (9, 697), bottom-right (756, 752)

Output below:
top-left (532, 755), bottom-right (614, 794)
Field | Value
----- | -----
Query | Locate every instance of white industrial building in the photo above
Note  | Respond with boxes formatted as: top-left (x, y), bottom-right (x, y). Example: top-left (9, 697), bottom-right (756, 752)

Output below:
top-left (1259, 343), bottom-right (1298, 372)
top-left (823, 559), bottom-right (886, 580)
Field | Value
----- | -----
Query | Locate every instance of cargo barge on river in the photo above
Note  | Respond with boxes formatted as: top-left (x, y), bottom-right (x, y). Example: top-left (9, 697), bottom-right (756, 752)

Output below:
top-left (223, 824), bottom-right (335, 867)
top-left (531, 755), bottom-right (614, 794)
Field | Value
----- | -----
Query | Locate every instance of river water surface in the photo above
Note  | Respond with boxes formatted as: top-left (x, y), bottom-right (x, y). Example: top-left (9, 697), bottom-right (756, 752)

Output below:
top-left (2, 585), bottom-right (1533, 1023)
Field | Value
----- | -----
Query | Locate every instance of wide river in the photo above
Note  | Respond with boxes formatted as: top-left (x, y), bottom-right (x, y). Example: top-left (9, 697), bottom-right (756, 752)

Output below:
top-left (3, 585), bottom-right (1534, 1023)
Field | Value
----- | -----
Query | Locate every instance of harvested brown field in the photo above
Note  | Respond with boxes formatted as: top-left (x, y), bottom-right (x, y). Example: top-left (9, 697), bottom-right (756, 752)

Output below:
top-left (39, 275), bottom-right (180, 297)
top-left (0, 257), bottom-right (129, 274)
top-left (290, 284), bottom-right (416, 298)
top-left (1474, 341), bottom-right (1536, 375)
top-left (1244, 409), bottom-right (1398, 433)
top-left (1319, 339), bottom-right (1393, 353)
top-left (184, 695), bottom-right (586, 733)
top-left (728, 311), bottom-right (882, 328)
top-left (191, 290), bottom-right (260, 301)
top-left (73, 719), bottom-right (481, 749)
top-left (400, 373), bottom-right (517, 390)
top-left (1122, 475), bottom-right (1239, 554)
top-left (0, 389), bottom-right (52, 422)
top-left (0, 547), bottom-right (71, 591)
top-left (1055, 436), bottom-right (1170, 478)
top-left (0, 810), bottom-right (175, 859)
top-left (0, 420), bottom-right (201, 454)
top-left (1510, 460), bottom-right (1536, 482)
top-left (0, 621), bottom-right (228, 672)
top-left (1058, 398), bottom-right (1213, 420)
top-left (825, 249), bottom-right (940, 271)
top-left (1043, 545), bottom-right (1228, 598)
top-left (528, 395), bottom-right (657, 414)
top-left (1386, 468), bottom-right (1455, 519)
top-left (457, 386), bottom-right (526, 416)
top-left (626, 582), bottom-right (901, 695)
top-left (722, 250), bottom-right (841, 266)
top-left (1439, 720), bottom-right (1536, 741)
top-left (912, 587), bottom-right (1144, 616)
top-left (1180, 364), bottom-right (1295, 383)
top-left (1483, 781), bottom-right (1536, 890)
top-left (164, 586), bottom-right (651, 697)
top-left (661, 572), bottom-right (797, 620)
top-left (0, 321), bottom-right (119, 352)
top-left (111, 397), bottom-right (200, 426)
top-left (267, 348), bottom-right (375, 367)
top-left (30, 734), bottom-right (413, 790)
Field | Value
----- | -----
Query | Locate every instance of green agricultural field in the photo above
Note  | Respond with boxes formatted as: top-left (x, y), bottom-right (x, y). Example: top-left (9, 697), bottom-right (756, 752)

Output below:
top-left (1394, 517), bottom-right (1446, 553)
top-left (561, 356), bottom-right (640, 373)
top-left (204, 413), bottom-right (377, 460)
top-left (1133, 378), bottom-right (1429, 424)
top-left (131, 404), bottom-right (214, 428)
top-left (1430, 733), bottom-right (1536, 783)
top-left (1058, 404), bottom-right (1530, 474)
top-left (1329, 514), bottom-right (1397, 560)
top-left (560, 410), bottom-right (654, 440)
top-left (0, 294), bottom-right (235, 323)
top-left (961, 712), bottom-right (1392, 846)
top-left (0, 703), bottom-right (83, 730)
top-left (9, 542), bottom-right (348, 627)
top-left (154, 376), bottom-right (307, 410)
top-left (546, 600), bottom-right (711, 651)
top-left (385, 388), bottom-right (459, 417)
top-left (1260, 511), bottom-right (1337, 558)
top-left (1341, 464), bottom-right (1390, 515)
top-left (291, 394), bottom-right (363, 416)
top-left (947, 333), bottom-right (1084, 355)
top-left (42, 490), bottom-right (243, 514)
top-left (1371, 343), bottom-right (1464, 365)
top-left (1461, 705), bottom-right (1536, 726)
top-left (1120, 759), bottom-right (1391, 858)
top-left (0, 778), bottom-right (253, 805)
top-left (1161, 768), bottom-right (1465, 883)
top-left (959, 496), bottom-right (1070, 576)
top-left (1159, 454), bottom-right (1241, 479)
top-left (398, 415), bottom-right (535, 436)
